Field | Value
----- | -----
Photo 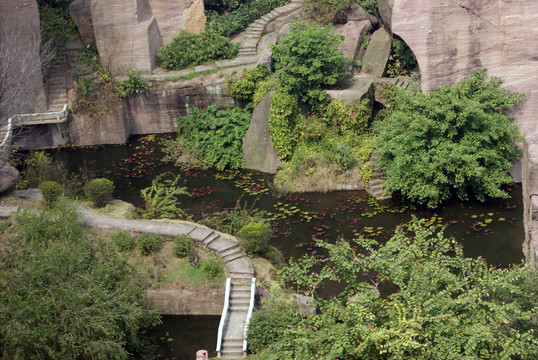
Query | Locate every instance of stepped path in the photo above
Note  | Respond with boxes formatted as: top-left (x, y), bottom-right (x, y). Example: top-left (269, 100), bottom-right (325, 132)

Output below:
top-left (0, 190), bottom-right (255, 359)
top-left (45, 52), bottom-right (68, 113)
top-left (367, 153), bottom-right (391, 200)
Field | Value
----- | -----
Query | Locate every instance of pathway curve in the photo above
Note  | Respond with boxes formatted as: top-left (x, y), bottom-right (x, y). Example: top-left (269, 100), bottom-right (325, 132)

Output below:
top-left (0, 190), bottom-right (255, 360)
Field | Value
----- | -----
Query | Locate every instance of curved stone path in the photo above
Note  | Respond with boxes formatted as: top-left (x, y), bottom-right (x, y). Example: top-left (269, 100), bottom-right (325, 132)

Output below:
top-left (0, 190), bottom-right (255, 359)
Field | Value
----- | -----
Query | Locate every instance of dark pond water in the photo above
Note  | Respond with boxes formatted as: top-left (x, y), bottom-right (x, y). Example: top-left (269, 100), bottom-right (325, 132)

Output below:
top-left (49, 134), bottom-right (525, 358)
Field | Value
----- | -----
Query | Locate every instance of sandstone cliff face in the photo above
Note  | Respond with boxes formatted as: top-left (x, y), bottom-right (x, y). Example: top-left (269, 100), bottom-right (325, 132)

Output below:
top-left (392, 0), bottom-right (538, 134)
top-left (0, 0), bottom-right (46, 118)
top-left (71, 0), bottom-right (206, 74)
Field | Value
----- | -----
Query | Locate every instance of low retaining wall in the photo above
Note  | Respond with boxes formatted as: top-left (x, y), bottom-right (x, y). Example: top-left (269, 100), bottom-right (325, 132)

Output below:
top-left (147, 289), bottom-right (224, 316)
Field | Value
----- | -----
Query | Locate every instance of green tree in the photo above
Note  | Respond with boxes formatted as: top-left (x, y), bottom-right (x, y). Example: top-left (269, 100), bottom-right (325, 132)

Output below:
top-left (0, 205), bottom-right (161, 359)
top-left (251, 219), bottom-right (538, 360)
top-left (376, 70), bottom-right (524, 208)
top-left (271, 22), bottom-right (345, 106)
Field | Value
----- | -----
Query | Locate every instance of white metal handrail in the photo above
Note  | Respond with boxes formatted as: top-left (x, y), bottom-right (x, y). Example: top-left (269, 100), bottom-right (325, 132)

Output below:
top-left (243, 278), bottom-right (256, 355)
top-left (216, 277), bottom-right (232, 358)
top-left (0, 104), bottom-right (68, 150)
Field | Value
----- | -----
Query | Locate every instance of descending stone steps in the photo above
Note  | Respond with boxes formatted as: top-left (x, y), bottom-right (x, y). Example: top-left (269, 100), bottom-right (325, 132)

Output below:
top-left (367, 153), bottom-right (391, 200)
top-left (45, 53), bottom-right (68, 112)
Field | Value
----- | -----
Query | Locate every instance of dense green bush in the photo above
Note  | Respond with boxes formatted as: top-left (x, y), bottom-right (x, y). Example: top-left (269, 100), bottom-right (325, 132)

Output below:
top-left (19, 151), bottom-right (53, 188)
top-left (252, 77), bottom-right (278, 107)
top-left (112, 230), bottom-right (136, 251)
top-left (172, 235), bottom-right (194, 258)
top-left (386, 40), bottom-right (418, 78)
top-left (246, 304), bottom-right (302, 354)
top-left (268, 89), bottom-right (300, 161)
top-left (175, 104), bottom-right (252, 170)
top-left (199, 256), bottom-right (224, 278)
top-left (116, 70), bottom-right (152, 97)
top-left (206, 0), bottom-right (289, 37)
top-left (157, 31), bottom-right (237, 70)
top-left (356, 0), bottom-right (378, 15)
top-left (303, 0), bottom-right (351, 24)
top-left (271, 22), bottom-right (345, 106)
top-left (0, 205), bottom-right (160, 359)
top-left (236, 221), bottom-right (272, 256)
top-left (376, 70), bottom-right (524, 208)
top-left (323, 99), bottom-right (371, 136)
top-left (38, 2), bottom-right (78, 47)
top-left (200, 203), bottom-right (267, 236)
top-left (84, 178), bottom-right (114, 207)
top-left (226, 64), bottom-right (270, 102)
top-left (136, 233), bottom-right (162, 255)
top-left (38, 181), bottom-right (64, 206)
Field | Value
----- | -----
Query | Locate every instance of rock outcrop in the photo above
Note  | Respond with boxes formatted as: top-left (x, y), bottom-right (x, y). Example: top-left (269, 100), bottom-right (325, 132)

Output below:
top-left (360, 27), bottom-right (392, 77)
top-left (70, 0), bottom-right (207, 74)
top-left (392, 0), bottom-right (538, 134)
top-left (0, 0), bottom-right (46, 119)
top-left (522, 133), bottom-right (538, 263)
top-left (242, 92), bottom-right (281, 174)
top-left (0, 161), bottom-right (19, 196)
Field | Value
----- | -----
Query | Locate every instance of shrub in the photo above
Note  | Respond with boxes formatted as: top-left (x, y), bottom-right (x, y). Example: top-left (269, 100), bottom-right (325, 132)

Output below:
top-left (156, 31), bottom-right (238, 70)
top-left (116, 70), bottom-right (152, 97)
top-left (136, 233), bottom-right (162, 255)
top-left (246, 303), bottom-right (301, 354)
top-left (386, 40), bottom-right (418, 78)
top-left (111, 230), bottom-right (136, 252)
top-left (38, 2), bottom-right (78, 47)
top-left (236, 221), bottom-right (272, 256)
top-left (206, 0), bottom-right (289, 37)
top-left (175, 104), bottom-right (252, 170)
top-left (84, 178), bottom-right (114, 208)
top-left (172, 235), bottom-right (194, 258)
top-left (199, 256), bottom-right (224, 278)
top-left (356, 0), bottom-right (378, 15)
top-left (38, 181), bottom-right (64, 206)
top-left (323, 98), bottom-right (371, 136)
top-left (268, 89), bottom-right (300, 161)
top-left (226, 64), bottom-right (270, 102)
top-left (200, 202), bottom-right (267, 235)
top-left (303, 0), bottom-right (351, 24)
top-left (377, 70), bottom-right (524, 208)
top-left (19, 151), bottom-right (53, 188)
top-left (271, 22), bottom-right (345, 106)
top-left (252, 77), bottom-right (278, 107)
top-left (140, 172), bottom-right (188, 219)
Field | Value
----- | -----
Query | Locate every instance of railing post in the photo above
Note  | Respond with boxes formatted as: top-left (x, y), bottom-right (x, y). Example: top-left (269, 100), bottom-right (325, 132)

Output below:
top-left (243, 278), bottom-right (256, 356)
top-left (216, 278), bottom-right (231, 358)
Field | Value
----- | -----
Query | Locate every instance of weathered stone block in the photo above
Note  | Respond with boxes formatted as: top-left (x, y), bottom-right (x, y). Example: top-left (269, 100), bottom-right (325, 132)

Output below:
top-left (360, 28), bottom-right (392, 77)
top-left (334, 20), bottom-right (372, 67)
top-left (242, 91), bottom-right (281, 174)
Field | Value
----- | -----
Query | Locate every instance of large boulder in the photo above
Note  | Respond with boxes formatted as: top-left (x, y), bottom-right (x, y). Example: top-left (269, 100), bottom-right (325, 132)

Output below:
top-left (0, 161), bottom-right (19, 195)
top-left (360, 28), bottom-right (392, 77)
top-left (334, 20), bottom-right (372, 67)
top-left (392, 0), bottom-right (538, 135)
top-left (242, 91), bottom-right (281, 174)
top-left (326, 74), bottom-right (374, 105)
top-left (69, 0), bottom-right (95, 45)
top-left (378, 0), bottom-right (394, 31)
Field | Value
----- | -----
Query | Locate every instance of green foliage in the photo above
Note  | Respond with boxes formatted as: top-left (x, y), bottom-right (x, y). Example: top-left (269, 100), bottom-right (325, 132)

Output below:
top-left (19, 151), bottom-right (53, 188)
top-left (333, 142), bottom-right (355, 171)
top-left (111, 230), bottom-right (136, 252)
top-left (386, 40), bottom-right (418, 78)
top-left (271, 22), bottom-right (345, 106)
top-left (226, 64), bottom-right (270, 102)
top-left (136, 233), bottom-right (162, 255)
top-left (172, 235), bottom-right (194, 258)
top-left (116, 70), bottom-right (152, 97)
top-left (156, 31), bottom-right (238, 70)
top-left (0, 206), bottom-right (161, 359)
top-left (376, 70), bottom-right (524, 208)
top-left (236, 221), bottom-right (272, 256)
top-left (139, 172), bottom-right (188, 219)
top-left (265, 219), bottom-right (538, 360)
top-left (199, 255), bottom-right (224, 278)
top-left (206, 0), bottom-right (289, 37)
top-left (38, 180), bottom-right (64, 206)
top-left (84, 178), bottom-right (115, 208)
top-left (200, 201), bottom-right (267, 235)
top-left (360, 160), bottom-right (374, 185)
top-left (268, 89), bottom-right (300, 161)
top-left (38, 2), bottom-right (78, 47)
top-left (323, 98), bottom-right (371, 136)
top-left (252, 77), bottom-right (278, 107)
top-left (355, 0), bottom-right (378, 15)
top-left (303, 0), bottom-right (351, 24)
top-left (246, 303), bottom-right (302, 354)
top-left (175, 104), bottom-right (252, 170)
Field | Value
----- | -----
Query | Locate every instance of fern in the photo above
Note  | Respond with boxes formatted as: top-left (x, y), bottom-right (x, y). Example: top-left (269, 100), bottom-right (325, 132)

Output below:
top-left (140, 172), bottom-right (189, 219)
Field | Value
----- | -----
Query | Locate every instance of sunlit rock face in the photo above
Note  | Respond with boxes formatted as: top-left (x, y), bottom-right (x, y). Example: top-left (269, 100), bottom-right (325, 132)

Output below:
top-left (392, 0), bottom-right (538, 134)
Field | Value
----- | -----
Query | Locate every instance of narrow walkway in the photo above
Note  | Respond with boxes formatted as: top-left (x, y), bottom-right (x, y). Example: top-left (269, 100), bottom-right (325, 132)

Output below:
top-left (0, 190), bottom-right (255, 360)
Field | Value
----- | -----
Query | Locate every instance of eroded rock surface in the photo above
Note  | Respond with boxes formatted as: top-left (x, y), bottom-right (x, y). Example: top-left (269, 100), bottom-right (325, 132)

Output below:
top-left (0, 162), bottom-right (19, 196)
top-left (523, 134), bottom-right (538, 263)
top-left (392, 0), bottom-right (538, 134)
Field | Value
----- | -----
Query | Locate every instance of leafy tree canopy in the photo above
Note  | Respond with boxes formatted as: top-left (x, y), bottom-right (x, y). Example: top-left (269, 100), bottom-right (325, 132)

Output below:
top-left (376, 70), bottom-right (524, 208)
top-left (0, 206), bottom-right (161, 359)
top-left (271, 22), bottom-right (345, 106)
top-left (249, 220), bottom-right (538, 360)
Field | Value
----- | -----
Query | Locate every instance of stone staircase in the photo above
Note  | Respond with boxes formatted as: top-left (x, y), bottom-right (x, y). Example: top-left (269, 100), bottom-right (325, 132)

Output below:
top-left (237, 0), bottom-right (303, 58)
top-left (367, 153), bottom-right (391, 200)
top-left (45, 52), bottom-right (68, 113)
